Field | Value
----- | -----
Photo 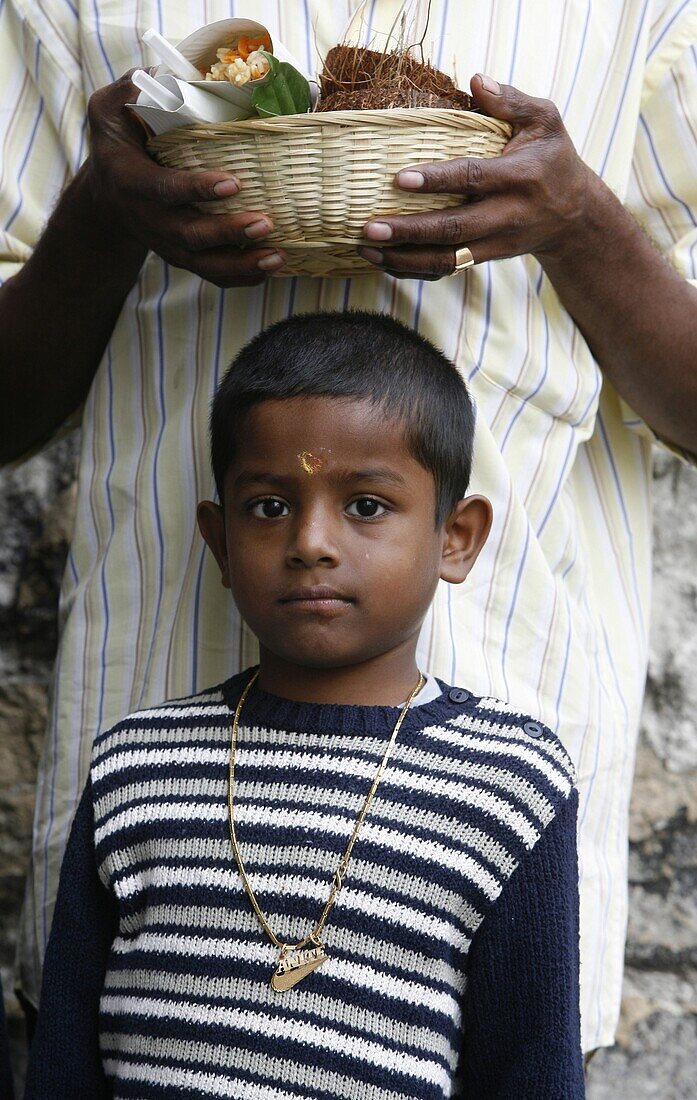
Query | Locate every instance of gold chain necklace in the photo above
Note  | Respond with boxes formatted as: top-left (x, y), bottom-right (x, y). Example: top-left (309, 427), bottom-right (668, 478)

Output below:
top-left (227, 668), bottom-right (425, 992)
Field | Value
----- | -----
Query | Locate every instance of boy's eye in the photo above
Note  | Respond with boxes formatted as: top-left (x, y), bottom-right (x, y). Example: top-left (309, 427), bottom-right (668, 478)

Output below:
top-left (248, 497), bottom-right (290, 519)
top-left (346, 497), bottom-right (386, 518)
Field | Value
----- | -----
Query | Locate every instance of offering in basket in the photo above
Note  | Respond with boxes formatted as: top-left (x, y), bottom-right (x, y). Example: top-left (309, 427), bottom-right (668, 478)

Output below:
top-left (138, 19), bottom-right (512, 278)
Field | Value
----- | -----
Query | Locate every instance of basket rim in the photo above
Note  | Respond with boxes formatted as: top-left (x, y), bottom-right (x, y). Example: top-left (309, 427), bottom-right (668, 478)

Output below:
top-left (147, 107), bottom-right (512, 148)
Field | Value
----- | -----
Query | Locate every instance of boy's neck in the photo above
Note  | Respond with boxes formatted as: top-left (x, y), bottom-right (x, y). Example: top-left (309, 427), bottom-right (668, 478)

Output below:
top-left (256, 643), bottom-right (423, 706)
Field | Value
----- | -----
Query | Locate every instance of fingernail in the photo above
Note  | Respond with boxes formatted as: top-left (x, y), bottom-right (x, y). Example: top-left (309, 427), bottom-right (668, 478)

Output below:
top-left (213, 178), bottom-right (240, 197)
top-left (477, 73), bottom-right (502, 95)
top-left (359, 247), bottom-right (384, 265)
top-left (245, 218), bottom-right (272, 239)
top-left (364, 221), bottom-right (393, 242)
top-left (257, 252), bottom-right (284, 271)
top-left (397, 169), bottom-right (425, 189)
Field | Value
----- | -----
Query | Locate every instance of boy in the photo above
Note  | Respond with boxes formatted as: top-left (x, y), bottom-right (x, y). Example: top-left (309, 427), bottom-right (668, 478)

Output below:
top-left (25, 312), bottom-right (585, 1098)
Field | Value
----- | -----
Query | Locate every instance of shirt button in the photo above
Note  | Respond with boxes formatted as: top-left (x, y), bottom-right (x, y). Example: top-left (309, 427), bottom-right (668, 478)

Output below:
top-left (523, 721), bottom-right (544, 738)
top-left (448, 688), bottom-right (470, 704)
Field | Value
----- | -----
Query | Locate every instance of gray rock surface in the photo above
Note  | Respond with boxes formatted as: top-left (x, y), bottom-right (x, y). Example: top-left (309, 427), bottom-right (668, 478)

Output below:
top-left (0, 433), bottom-right (79, 1092)
top-left (1, 438), bottom-right (696, 1096)
top-left (586, 1012), bottom-right (697, 1099)
top-left (587, 452), bottom-right (697, 1099)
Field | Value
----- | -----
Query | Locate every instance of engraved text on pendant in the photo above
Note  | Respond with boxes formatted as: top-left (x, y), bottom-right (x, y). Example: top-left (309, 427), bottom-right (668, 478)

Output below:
top-left (270, 944), bottom-right (328, 992)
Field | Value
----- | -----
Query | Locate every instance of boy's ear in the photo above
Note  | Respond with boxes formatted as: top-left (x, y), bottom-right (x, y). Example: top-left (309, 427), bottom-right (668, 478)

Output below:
top-left (440, 495), bottom-right (493, 584)
top-left (197, 500), bottom-right (231, 589)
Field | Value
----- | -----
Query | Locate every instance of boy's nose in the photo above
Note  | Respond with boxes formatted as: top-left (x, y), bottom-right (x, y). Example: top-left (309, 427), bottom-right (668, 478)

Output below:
top-left (286, 510), bottom-right (340, 568)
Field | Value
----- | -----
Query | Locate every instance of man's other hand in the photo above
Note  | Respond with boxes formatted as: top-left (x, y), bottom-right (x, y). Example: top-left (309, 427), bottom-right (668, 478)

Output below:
top-left (360, 74), bottom-right (594, 279)
top-left (85, 72), bottom-right (285, 286)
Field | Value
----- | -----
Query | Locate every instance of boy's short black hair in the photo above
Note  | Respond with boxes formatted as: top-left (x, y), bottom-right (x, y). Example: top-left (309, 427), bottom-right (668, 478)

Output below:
top-left (211, 311), bottom-right (475, 524)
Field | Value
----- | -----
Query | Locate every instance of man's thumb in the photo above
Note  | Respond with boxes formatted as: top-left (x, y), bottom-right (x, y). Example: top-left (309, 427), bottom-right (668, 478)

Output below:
top-left (470, 74), bottom-right (538, 128)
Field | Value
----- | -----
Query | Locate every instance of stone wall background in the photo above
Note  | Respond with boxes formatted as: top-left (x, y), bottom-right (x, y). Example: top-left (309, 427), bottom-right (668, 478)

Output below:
top-left (1, 436), bottom-right (695, 1096)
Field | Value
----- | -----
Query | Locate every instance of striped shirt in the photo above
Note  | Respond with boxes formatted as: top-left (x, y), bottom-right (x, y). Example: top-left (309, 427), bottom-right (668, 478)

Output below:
top-left (3, 0), bottom-right (697, 1050)
top-left (26, 675), bottom-right (584, 1098)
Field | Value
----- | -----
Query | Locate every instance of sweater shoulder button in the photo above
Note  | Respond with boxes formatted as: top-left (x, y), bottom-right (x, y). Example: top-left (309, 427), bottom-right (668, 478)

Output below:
top-left (448, 688), bottom-right (470, 704)
top-left (523, 720), bottom-right (544, 738)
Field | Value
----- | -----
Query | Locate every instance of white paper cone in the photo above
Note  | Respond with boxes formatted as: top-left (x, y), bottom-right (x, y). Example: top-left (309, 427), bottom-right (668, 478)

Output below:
top-left (129, 18), bottom-right (316, 134)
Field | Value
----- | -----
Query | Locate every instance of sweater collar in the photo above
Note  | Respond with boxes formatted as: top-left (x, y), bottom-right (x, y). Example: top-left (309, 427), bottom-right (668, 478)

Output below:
top-left (219, 668), bottom-right (461, 737)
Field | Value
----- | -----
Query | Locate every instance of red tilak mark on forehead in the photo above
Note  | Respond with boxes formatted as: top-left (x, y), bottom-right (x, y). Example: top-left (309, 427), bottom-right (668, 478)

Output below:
top-left (297, 451), bottom-right (324, 475)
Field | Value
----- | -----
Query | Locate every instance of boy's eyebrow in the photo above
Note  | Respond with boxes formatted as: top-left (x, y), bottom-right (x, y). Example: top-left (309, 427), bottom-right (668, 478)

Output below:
top-left (232, 472), bottom-right (288, 490)
top-left (337, 467), bottom-right (408, 487)
top-left (231, 467), bottom-right (409, 490)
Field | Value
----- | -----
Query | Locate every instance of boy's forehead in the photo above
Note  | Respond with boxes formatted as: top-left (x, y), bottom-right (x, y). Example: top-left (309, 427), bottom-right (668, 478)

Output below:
top-left (234, 396), bottom-right (411, 465)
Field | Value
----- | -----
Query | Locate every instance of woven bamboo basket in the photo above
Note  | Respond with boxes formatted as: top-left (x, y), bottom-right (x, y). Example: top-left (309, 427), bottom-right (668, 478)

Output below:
top-left (148, 108), bottom-right (512, 278)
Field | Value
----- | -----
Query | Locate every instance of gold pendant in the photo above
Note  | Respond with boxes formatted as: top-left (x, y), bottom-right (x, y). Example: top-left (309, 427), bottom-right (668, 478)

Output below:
top-left (270, 944), bottom-right (328, 992)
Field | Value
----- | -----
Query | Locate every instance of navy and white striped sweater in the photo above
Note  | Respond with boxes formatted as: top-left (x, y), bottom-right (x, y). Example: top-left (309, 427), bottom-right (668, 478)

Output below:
top-left (27, 673), bottom-right (585, 1099)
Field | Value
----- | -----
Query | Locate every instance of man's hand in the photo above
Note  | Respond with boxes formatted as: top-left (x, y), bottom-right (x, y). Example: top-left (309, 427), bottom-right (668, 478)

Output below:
top-left (85, 73), bottom-right (285, 285)
top-left (357, 73), bottom-right (697, 453)
top-left (2, 70), bottom-right (286, 460)
top-left (359, 74), bottom-right (594, 279)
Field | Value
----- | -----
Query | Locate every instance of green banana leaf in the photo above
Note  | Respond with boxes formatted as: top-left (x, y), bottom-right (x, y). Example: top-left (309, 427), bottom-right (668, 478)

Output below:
top-left (251, 52), bottom-right (311, 117)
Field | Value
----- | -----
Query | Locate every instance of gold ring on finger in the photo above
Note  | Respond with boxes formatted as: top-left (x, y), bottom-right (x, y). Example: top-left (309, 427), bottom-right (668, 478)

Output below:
top-left (453, 246), bottom-right (475, 274)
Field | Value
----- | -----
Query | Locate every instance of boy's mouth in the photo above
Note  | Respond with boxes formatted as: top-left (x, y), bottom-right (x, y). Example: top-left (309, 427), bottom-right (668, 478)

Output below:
top-left (278, 585), bottom-right (355, 613)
